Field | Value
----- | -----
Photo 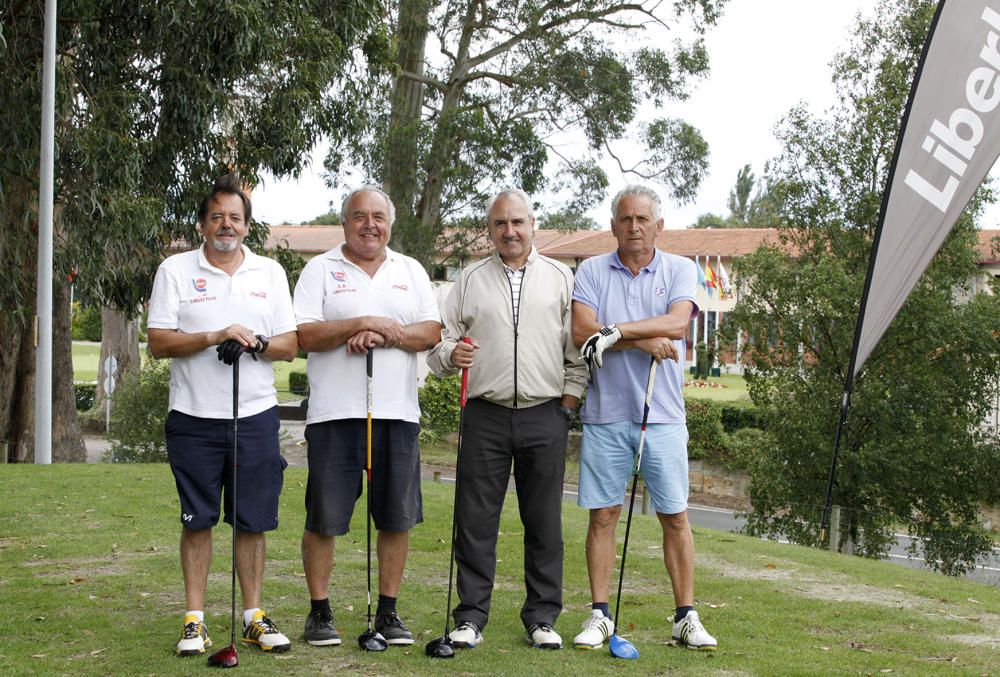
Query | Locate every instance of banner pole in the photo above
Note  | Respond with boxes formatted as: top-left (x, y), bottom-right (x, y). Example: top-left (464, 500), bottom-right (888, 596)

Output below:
top-left (818, 0), bottom-right (947, 544)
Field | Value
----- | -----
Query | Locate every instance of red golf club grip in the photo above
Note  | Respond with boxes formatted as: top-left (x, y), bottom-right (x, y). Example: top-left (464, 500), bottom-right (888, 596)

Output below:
top-left (459, 337), bottom-right (472, 408)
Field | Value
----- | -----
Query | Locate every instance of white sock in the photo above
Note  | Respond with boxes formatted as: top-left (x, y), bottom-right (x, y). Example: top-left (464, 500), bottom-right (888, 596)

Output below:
top-left (243, 608), bottom-right (261, 626)
top-left (185, 610), bottom-right (204, 622)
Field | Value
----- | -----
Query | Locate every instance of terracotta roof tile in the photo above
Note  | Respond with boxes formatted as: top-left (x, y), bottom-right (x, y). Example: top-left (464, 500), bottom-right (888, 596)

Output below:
top-left (261, 224), bottom-right (1000, 265)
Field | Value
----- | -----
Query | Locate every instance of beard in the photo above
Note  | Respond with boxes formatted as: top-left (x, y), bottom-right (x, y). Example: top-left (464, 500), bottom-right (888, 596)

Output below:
top-left (210, 238), bottom-right (239, 252)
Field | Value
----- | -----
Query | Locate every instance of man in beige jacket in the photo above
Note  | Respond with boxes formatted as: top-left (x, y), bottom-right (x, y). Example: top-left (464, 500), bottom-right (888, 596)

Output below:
top-left (427, 189), bottom-right (587, 651)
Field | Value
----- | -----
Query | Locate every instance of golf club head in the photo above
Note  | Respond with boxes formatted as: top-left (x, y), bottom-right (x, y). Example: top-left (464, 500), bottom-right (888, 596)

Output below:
top-left (425, 635), bottom-right (456, 658)
top-left (207, 643), bottom-right (239, 668)
top-left (358, 629), bottom-right (388, 652)
top-left (608, 633), bottom-right (639, 660)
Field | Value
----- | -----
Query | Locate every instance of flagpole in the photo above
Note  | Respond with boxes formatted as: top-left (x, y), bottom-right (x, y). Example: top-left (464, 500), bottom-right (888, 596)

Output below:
top-left (715, 253), bottom-right (722, 375)
top-left (818, 0), bottom-right (946, 546)
top-left (692, 255), bottom-right (699, 374)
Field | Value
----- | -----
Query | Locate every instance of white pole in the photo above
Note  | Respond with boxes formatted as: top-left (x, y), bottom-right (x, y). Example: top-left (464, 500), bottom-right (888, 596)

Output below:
top-left (702, 257), bottom-right (708, 348)
top-left (34, 0), bottom-right (57, 465)
top-left (715, 254), bottom-right (722, 374)
top-left (692, 255), bottom-right (698, 373)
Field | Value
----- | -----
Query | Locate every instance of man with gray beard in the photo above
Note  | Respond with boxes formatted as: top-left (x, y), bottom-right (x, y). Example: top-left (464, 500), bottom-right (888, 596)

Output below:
top-left (148, 173), bottom-right (299, 657)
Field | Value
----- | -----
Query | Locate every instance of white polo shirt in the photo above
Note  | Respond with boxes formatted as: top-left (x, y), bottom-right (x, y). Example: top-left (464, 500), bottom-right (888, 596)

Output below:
top-left (293, 244), bottom-right (440, 424)
top-left (147, 245), bottom-right (297, 419)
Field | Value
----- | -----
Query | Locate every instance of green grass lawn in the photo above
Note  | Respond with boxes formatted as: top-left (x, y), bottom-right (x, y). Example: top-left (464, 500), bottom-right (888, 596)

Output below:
top-left (683, 373), bottom-right (749, 402)
top-left (3, 464), bottom-right (999, 676)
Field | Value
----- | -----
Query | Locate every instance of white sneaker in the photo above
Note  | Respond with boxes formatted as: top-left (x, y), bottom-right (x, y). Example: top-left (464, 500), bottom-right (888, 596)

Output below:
top-left (525, 623), bottom-right (562, 650)
top-left (176, 614), bottom-right (212, 656)
top-left (448, 621), bottom-right (483, 648)
top-left (671, 610), bottom-right (717, 650)
top-left (242, 610), bottom-right (291, 652)
top-left (573, 609), bottom-right (615, 649)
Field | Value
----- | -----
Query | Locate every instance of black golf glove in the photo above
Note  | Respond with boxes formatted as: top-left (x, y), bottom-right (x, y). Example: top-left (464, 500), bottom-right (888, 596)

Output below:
top-left (216, 338), bottom-right (259, 365)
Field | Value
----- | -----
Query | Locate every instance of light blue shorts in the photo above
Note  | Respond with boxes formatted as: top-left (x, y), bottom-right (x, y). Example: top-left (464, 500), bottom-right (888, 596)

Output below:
top-left (578, 421), bottom-right (689, 515)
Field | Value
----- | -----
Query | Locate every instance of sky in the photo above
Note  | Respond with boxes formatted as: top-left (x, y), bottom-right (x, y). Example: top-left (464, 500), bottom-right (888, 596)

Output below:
top-left (251, 0), bottom-right (999, 230)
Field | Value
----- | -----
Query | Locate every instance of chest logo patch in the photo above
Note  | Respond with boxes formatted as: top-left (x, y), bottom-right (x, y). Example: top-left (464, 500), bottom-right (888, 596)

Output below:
top-left (333, 271), bottom-right (346, 281)
top-left (655, 287), bottom-right (666, 296)
top-left (192, 278), bottom-right (207, 293)
top-left (393, 284), bottom-right (409, 291)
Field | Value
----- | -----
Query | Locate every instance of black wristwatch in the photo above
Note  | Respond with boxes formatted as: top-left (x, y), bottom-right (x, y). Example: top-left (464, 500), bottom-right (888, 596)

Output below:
top-left (254, 334), bottom-right (269, 354)
top-left (558, 405), bottom-right (575, 422)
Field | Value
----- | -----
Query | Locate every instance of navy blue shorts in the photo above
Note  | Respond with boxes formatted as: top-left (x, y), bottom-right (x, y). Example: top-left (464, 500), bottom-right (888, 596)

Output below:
top-left (166, 407), bottom-right (287, 532)
top-left (304, 419), bottom-right (423, 536)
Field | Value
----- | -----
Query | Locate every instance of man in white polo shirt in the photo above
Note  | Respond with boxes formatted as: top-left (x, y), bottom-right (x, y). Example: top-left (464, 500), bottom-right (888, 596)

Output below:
top-left (147, 174), bottom-right (298, 658)
top-left (293, 185), bottom-right (441, 647)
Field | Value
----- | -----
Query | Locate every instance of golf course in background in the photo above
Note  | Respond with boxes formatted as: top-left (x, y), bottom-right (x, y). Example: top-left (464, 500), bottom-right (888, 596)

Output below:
top-left (3, 465), bottom-right (999, 676)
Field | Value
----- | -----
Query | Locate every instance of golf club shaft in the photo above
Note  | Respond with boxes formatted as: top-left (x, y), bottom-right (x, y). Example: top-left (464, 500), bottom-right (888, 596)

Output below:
top-left (230, 356), bottom-right (239, 646)
top-left (612, 357), bottom-right (657, 634)
top-left (441, 337), bottom-right (472, 636)
top-left (366, 349), bottom-right (374, 629)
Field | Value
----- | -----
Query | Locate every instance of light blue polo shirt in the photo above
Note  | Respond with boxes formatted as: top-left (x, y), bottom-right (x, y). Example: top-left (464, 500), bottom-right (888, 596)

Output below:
top-left (573, 249), bottom-right (698, 425)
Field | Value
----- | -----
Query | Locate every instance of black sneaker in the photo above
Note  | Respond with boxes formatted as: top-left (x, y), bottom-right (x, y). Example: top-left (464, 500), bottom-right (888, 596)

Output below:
top-left (304, 608), bottom-right (341, 646)
top-left (374, 612), bottom-right (414, 646)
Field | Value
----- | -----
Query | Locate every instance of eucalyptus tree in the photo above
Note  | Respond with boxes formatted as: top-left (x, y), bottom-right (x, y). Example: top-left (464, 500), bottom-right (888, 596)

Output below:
top-left (0, 0), bottom-right (385, 461)
top-left (329, 0), bottom-right (728, 265)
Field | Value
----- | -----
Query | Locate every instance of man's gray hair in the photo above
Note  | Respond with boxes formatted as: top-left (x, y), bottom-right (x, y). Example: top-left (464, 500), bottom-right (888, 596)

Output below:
top-left (484, 188), bottom-right (534, 224)
top-left (341, 185), bottom-right (396, 226)
top-left (610, 184), bottom-right (662, 222)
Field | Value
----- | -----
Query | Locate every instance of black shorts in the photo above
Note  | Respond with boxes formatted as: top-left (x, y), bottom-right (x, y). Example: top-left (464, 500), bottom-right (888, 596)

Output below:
top-left (165, 407), bottom-right (287, 533)
top-left (304, 418), bottom-right (423, 536)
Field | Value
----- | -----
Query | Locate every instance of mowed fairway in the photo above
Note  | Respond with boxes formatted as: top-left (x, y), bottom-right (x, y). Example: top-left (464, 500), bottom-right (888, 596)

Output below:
top-left (2, 465), bottom-right (999, 676)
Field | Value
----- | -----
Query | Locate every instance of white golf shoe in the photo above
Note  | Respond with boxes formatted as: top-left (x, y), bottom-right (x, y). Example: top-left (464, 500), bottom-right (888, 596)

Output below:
top-left (671, 610), bottom-right (717, 650)
top-left (573, 609), bottom-right (615, 649)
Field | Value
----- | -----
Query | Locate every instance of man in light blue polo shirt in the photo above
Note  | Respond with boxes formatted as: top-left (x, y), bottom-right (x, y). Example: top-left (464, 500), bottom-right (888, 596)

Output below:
top-left (569, 185), bottom-right (717, 652)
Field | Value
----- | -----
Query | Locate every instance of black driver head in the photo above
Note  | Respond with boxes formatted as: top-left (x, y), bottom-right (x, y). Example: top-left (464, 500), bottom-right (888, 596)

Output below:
top-left (425, 635), bottom-right (456, 658)
top-left (358, 629), bottom-right (388, 652)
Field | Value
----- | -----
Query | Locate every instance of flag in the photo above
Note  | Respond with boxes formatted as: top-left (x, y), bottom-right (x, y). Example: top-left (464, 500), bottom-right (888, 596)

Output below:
top-left (718, 260), bottom-right (733, 299)
top-left (704, 262), bottom-right (718, 297)
top-left (853, 0), bottom-right (1000, 376)
top-left (696, 258), bottom-right (707, 290)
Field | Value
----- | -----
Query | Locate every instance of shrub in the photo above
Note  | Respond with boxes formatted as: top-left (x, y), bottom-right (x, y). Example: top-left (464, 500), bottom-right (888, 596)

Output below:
top-left (685, 398), bottom-right (726, 460)
top-left (724, 427), bottom-right (772, 471)
top-left (720, 403), bottom-right (765, 432)
top-left (288, 370), bottom-right (309, 396)
top-left (71, 302), bottom-right (102, 341)
top-left (419, 373), bottom-right (462, 437)
top-left (694, 341), bottom-right (709, 379)
top-left (74, 384), bottom-right (97, 412)
top-left (107, 358), bottom-right (171, 463)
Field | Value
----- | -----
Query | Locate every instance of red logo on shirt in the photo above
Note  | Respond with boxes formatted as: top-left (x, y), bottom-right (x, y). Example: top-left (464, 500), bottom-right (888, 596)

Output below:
top-left (333, 271), bottom-right (346, 281)
top-left (192, 278), bottom-right (207, 293)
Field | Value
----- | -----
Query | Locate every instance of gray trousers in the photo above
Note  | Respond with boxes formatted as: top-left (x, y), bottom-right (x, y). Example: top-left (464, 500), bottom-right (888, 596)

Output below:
top-left (452, 397), bottom-right (568, 631)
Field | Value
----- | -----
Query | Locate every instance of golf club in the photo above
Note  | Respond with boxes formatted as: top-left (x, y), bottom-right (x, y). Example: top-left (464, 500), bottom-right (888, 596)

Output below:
top-left (426, 336), bottom-right (473, 659)
top-left (608, 356), bottom-right (658, 660)
top-left (358, 348), bottom-right (389, 652)
top-left (208, 355), bottom-right (242, 668)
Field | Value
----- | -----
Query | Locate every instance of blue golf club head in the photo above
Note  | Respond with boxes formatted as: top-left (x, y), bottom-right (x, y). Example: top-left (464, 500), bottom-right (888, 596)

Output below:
top-left (609, 632), bottom-right (639, 660)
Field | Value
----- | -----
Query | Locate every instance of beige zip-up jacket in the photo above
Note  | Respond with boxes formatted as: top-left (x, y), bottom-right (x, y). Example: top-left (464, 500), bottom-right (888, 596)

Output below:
top-left (427, 247), bottom-right (587, 409)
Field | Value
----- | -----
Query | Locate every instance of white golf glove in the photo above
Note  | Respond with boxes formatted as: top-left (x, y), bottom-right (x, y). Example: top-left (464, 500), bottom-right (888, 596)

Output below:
top-left (581, 324), bottom-right (622, 371)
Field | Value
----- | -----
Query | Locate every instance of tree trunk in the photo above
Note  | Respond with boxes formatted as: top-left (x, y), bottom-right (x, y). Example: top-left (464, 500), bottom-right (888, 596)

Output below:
top-left (0, 279), bottom-right (84, 463)
top-left (0, 314), bottom-right (34, 463)
top-left (53, 280), bottom-right (86, 462)
top-left (383, 0), bottom-right (431, 225)
top-left (412, 83), bottom-right (464, 262)
top-left (96, 307), bottom-right (141, 412)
